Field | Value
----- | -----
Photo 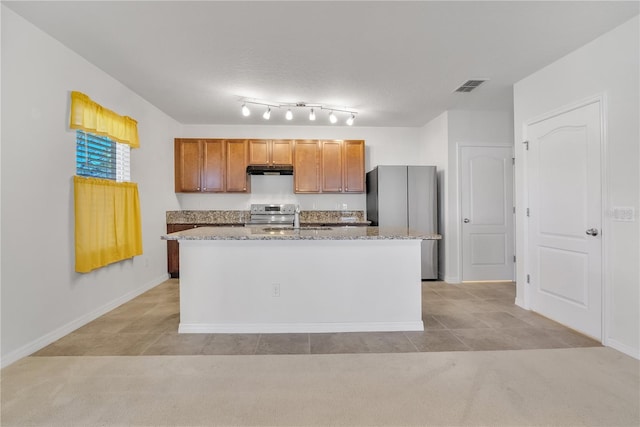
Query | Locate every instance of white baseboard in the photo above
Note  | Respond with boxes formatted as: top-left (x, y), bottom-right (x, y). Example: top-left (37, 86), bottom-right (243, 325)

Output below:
top-left (514, 297), bottom-right (528, 309)
top-left (179, 321), bottom-right (425, 334)
top-left (606, 338), bottom-right (640, 360)
top-left (0, 273), bottom-right (169, 369)
top-left (444, 275), bottom-right (460, 284)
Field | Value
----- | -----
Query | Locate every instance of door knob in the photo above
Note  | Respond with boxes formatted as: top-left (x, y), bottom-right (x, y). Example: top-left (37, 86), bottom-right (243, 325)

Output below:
top-left (463, 218), bottom-right (470, 223)
top-left (586, 228), bottom-right (599, 236)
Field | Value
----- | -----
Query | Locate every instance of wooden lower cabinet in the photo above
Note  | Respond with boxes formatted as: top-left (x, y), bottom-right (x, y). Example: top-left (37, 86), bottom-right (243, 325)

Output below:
top-left (167, 224), bottom-right (197, 278)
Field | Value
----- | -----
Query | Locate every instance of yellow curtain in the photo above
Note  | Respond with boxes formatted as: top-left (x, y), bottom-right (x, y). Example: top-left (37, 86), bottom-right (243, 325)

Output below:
top-left (74, 176), bottom-right (143, 273)
top-left (69, 91), bottom-right (140, 148)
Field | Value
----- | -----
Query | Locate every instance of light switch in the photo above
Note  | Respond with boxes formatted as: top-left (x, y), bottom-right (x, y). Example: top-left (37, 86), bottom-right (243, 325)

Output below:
top-left (612, 207), bottom-right (635, 222)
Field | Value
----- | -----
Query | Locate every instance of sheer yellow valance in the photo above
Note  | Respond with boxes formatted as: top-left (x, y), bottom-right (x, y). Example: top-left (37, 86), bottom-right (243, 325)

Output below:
top-left (74, 176), bottom-right (143, 273)
top-left (69, 91), bottom-right (139, 148)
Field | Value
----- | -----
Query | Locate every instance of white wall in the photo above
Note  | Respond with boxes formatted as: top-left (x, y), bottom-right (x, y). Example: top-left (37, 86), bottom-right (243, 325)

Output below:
top-left (0, 6), bottom-right (181, 366)
top-left (513, 16), bottom-right (639, 358)
top-left (177, 125), bottom-right (422, 212)
top-left (418, 109), bottom-right (514, 282)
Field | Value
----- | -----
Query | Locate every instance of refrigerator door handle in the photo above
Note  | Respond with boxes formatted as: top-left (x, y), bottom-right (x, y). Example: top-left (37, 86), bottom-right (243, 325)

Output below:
top-left (463, 218), bottom-right (471, 223)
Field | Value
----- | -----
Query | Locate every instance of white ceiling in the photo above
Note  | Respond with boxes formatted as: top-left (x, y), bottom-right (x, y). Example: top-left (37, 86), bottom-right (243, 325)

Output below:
top-left (4, 1), bottom-right (639, 127)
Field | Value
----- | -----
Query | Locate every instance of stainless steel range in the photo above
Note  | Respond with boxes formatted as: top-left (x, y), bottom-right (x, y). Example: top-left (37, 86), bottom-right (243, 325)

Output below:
top-left (246, 204), bottom-right (296, 227)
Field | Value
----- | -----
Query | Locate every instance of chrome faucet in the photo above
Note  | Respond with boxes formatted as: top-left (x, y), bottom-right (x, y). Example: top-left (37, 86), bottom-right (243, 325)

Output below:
top-left (293, 205), bottom-right (300, 229)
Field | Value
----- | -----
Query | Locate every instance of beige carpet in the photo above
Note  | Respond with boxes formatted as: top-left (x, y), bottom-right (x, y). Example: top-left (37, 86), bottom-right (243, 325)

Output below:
top-left (1, 347), bottom-right (638, 426)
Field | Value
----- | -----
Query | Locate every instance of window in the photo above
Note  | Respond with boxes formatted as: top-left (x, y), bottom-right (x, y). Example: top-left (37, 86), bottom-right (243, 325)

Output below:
top-left (76, 130), bottom-right (130, 182)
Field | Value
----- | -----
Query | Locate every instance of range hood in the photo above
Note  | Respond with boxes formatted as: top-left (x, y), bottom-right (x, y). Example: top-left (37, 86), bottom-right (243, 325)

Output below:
top-left (246, 165), bottom-right (294, 176)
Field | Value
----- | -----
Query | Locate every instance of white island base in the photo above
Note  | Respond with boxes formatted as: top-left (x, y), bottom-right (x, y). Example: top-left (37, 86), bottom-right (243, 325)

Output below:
top-left (178, 239), bottom-right (424, 333)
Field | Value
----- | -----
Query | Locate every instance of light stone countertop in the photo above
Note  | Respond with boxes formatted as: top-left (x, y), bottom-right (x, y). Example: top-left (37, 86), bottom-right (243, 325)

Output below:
top-left (166, 210), bottom-right (369, 225)
top-left (162, 226), bottom-right (441, 241)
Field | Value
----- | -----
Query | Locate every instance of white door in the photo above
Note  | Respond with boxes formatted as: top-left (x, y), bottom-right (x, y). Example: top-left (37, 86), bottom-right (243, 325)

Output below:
top-left (526, 101), bottom-right (602, 340)
top-left (460, 146), bottom-right (514, 281)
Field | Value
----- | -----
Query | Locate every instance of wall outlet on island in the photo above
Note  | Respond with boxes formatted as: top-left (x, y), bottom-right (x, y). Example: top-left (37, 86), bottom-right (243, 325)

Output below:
top-left (271, 284), bottom-right (280, 297)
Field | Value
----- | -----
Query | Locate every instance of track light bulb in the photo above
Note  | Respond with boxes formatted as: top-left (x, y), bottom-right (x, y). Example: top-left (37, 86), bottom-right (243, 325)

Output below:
top-left (329, 111), bottom-right (337, 124)
top-left (346, 114), bottom-right (355, 126)
top-left (241, 104), bottom-right (251, 117)
top-left (309, 109), bottom-right (316, 121)
top-left (286, 109), bottom-right (293, 120)
top-left (263, 107), bottom-right (271, 120)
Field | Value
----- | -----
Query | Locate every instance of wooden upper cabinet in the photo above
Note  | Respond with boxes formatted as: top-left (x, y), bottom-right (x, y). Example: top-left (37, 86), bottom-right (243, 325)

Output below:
top-left (202, 139), bottom-right (225, 192)
top-left (174, 138), bottom-right (249, 193)
top-left (225, 139), bottom-right (250, 192)
top-left (293, 140), bottom-right (321, 193)
top-left (343, 140), bottom-right (365, 193)
top-left (248, 139), bottom-right (270, 165)
top-left (176, 138), bottom-right (364, 194)
top-left (175, 139), bottom-right (202, 192)
top-left (271, 140), bottom-right (294, 165)
top-left (321, 140), bottom-right (344, 192)
top-left (248, 139), bottom-right (293, 165)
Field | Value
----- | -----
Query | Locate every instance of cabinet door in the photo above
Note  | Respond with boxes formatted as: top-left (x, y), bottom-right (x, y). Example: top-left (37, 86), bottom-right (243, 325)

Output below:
top-left (343, 140), bottom-right (365, 193)
top-left (248, 139), bottom-right (270, 165)
top-left (202, 139), bottom-right (225, 192)
top-left (294, 140), bottom-right (321, 193)
top-left (271, 140), bottom-right (294, 165)
top-left (226, 139), bottom-right (250, 192)
top-left (174, 139), bottom-right (201, 192)
top-left (321, 140), bottom-right (343, 192)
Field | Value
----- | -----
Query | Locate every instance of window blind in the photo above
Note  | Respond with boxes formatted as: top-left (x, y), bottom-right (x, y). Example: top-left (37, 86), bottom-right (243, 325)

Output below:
top-left (76, 130), bottom-right (130, 182)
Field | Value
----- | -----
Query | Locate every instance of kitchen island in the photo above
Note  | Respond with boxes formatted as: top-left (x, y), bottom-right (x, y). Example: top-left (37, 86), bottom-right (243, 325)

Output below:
top-left (162, 226), bottom-right (441, 334)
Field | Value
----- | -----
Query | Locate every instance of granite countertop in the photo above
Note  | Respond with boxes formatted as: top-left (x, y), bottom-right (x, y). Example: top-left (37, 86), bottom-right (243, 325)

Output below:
top-left (166, 210), bottom-right (370, 226)
top-left (162, 226), bottom-right (441, 241)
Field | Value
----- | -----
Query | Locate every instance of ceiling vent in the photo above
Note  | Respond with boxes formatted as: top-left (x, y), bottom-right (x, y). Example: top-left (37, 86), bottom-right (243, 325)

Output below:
top-left (454, 79), bottom-right (487, 93)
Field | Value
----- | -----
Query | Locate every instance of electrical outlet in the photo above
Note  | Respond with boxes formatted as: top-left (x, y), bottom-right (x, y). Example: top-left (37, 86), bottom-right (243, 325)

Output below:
top-left (272, 284), bottom-right (280, 297)
top-left (612, 207), bottom-right (635, 222)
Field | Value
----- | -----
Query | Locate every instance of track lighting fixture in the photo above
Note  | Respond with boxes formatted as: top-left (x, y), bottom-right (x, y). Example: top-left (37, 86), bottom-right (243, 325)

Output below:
top-left (346, 114), bottom-right (355, 126)
top-left (239, 99), bottom-right (358, 124)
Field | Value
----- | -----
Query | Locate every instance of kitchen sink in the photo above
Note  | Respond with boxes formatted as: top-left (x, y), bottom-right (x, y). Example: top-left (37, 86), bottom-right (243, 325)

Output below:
top-left (260, 226), bottom-right (333, 232)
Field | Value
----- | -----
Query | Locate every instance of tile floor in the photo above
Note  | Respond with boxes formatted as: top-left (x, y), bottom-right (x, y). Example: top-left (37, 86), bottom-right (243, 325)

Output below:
top-left (32, 279), bottom-right (600, 357)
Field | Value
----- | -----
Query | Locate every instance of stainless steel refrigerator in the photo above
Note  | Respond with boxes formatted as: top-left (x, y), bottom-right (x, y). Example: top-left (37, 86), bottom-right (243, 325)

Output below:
top-left (366, 166), bottom-right (438, 279)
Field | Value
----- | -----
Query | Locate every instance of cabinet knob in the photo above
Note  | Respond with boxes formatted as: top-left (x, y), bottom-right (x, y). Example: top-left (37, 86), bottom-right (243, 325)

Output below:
top-left (197, 187), bottom-right (200, 191)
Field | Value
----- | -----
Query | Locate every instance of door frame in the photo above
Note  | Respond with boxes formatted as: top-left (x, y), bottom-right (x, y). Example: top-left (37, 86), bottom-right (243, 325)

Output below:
top-left (521, 94), bottom-right (608, 344)
top-left (456, 142), bottom-right (516, 283)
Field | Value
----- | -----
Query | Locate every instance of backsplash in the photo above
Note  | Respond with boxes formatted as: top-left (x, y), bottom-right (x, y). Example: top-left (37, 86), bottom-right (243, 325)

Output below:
top-left (300, 210), bottom-right (365, 224)
top-left (167, 210), bottom-right (248, 224)
top-left (175, 175), bottom-right (366, 211)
